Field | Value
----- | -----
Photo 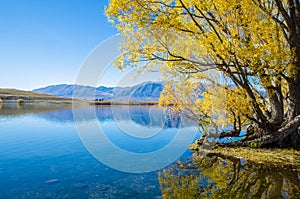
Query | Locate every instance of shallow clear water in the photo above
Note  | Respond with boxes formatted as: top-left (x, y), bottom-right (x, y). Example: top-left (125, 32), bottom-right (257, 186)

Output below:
top-left (0, 104), bottom-right (197, 198)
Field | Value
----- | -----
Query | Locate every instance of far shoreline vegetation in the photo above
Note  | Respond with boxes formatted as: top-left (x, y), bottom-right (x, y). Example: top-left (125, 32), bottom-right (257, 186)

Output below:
top-left (90, 100), bottom-right (158, 105)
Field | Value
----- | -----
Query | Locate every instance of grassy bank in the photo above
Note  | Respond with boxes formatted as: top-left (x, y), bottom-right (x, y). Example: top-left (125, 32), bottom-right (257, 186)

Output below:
top-left (0, 88), bottom-right (90, 105)
top-left (190, 144), bottom-right (300, 171)
top-left (0, 88), bottom-right (71, 101)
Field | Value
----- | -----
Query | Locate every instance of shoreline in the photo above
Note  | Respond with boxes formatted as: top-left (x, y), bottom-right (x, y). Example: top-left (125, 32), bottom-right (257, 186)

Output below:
top-left (0, 88), bottom-right (160, 106)
top-left (90, 101), bottom-right (158, 106)
top-left (0, 100), bottom-right (159, 106)
top-left (191, 145), bottom-right (300, 171)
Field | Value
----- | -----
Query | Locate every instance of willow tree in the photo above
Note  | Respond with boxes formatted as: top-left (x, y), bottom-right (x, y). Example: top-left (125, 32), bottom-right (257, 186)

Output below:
top-left (106, 0), bottom-right (300, 148)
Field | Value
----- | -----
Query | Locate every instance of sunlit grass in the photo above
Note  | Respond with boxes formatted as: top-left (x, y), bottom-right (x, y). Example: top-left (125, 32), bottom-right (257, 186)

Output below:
top-left (198, 147), bottom-right (300, 170)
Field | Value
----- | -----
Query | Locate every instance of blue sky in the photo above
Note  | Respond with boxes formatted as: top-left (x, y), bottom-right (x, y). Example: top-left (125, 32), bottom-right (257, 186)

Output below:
top-left (0, 0), bottom-right (124, 90)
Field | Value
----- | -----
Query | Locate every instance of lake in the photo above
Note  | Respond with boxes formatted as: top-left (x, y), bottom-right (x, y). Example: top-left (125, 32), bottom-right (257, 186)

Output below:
top-left (0, 104), bottom-right (299, 198)
top-left (0, 104), bottom-right (198, 198)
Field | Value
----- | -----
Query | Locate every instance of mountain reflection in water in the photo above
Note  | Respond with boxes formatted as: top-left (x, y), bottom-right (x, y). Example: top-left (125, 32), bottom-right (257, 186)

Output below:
top-left (0, 103), bottom-right (183, 128)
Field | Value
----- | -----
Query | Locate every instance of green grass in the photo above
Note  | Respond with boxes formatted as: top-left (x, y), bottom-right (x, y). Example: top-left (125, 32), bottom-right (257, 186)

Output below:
top-left (194, 146), bottom-right (300, 170)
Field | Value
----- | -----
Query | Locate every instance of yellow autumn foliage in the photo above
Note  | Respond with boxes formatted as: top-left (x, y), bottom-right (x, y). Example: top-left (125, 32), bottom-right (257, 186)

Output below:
top-left (107, 0), bottom-right (299, 135)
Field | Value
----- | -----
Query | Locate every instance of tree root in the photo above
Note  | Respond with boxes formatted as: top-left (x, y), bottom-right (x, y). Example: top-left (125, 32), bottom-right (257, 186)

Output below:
top-left (195, 115), bottom-right (300, 149)
top-left (241, 115), bottom-right (300, 148)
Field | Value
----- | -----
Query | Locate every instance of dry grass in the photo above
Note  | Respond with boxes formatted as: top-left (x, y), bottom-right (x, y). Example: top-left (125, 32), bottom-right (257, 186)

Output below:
top-left (0, 88), bottom-right (87, 104)
top-left (200, 147), bottom-right (300, 170)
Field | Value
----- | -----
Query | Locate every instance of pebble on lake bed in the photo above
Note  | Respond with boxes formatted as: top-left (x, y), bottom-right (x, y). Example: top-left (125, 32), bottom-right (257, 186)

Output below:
top-left (74, 183), bottom-right (88, 190)
top-left (44, 179), bottom-right (60, 184)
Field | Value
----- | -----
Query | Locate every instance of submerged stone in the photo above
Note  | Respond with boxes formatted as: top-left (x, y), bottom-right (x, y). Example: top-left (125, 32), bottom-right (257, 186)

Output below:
top-left (44, 179), bottom-right (60, 184)
top-left (74, 183), bottom-right (88, 190)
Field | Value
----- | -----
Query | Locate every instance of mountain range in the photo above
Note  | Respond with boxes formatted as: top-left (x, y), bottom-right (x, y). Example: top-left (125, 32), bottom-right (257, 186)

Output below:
top-left (33, 81), bottom-right (164, 101)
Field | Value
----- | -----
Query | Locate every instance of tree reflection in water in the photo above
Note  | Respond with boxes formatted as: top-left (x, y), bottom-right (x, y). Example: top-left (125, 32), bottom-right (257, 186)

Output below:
top-left (158, 153), bottom-right (300, 199)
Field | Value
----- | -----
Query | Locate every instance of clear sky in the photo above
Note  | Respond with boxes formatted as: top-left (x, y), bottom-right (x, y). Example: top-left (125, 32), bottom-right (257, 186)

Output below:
top-left (0, 0), bottom-right (155, 90)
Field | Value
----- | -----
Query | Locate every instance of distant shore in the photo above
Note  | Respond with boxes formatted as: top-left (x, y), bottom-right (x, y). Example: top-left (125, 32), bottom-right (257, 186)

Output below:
top-left (0, 88), bottom-right (75, 103)
top-left (90, 100), bottom-right (158, 106)
top-left (0, 88), bottom-right (159, 106)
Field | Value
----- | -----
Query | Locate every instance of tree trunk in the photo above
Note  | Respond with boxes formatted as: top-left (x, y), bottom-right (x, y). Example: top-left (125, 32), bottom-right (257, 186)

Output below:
top-left (272, 0), bottom-right (300, 148)
top-left (285, 0), bottom-right (300, 119)
top-left (195, 0), bottom-right (300, 149)
top-left (267, 84), bottom-right (283, 125)
top-left (243, 115), bottom-right (300, 148)
top-left (286, 47), bottom-right (300, 120)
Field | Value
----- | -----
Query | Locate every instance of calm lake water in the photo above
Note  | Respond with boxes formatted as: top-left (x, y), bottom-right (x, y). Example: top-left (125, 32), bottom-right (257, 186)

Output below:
top-left (0, 104), bottom-right (198, 198)
top-left (0, 104), bottom-right (299, 198)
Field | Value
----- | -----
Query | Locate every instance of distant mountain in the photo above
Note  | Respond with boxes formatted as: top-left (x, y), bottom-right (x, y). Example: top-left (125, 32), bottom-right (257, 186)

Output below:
top-left (113, 82), bottom-right (164, 101)
top-left (33, 84), bottom-right (113, 100)
top-left (33, 82), bottom-right (164, 101)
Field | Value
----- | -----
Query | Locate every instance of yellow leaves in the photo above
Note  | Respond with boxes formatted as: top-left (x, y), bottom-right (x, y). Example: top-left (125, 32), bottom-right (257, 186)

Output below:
top-left (201, 86), bottom-right (231, 128)
top-left (226, 88), bottom-right (252, 120)
top-left (106, 0), bottom-right (293, 75)
top-left (159, 81), bottom-right (193, 111)
top-left (114, 55), bottom-right (125, 71)
top-left (159, 82), bottom-right (178, 107)
top-left (106, 0), bottom-right (295, 132)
